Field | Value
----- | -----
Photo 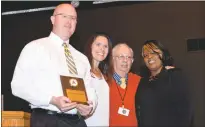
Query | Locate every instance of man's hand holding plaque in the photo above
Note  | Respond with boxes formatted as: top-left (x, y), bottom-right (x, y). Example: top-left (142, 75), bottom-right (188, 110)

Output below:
top-left (76, 100), bottom-right (93, 116)
top-left (60, 75), bottom-right (88, 105)
top-left (50, 96), bottom-right (77, 112)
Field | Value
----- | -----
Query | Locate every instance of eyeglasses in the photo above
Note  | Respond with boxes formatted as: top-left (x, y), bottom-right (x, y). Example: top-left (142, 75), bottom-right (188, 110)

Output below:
top-left (54, 13), bottom-right (77, 21)
top-left (114, 55), bottom-right (134, 61)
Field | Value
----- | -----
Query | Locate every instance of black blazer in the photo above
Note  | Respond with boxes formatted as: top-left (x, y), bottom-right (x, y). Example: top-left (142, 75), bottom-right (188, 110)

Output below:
top-left (135, 68), bottom-right (193, 127)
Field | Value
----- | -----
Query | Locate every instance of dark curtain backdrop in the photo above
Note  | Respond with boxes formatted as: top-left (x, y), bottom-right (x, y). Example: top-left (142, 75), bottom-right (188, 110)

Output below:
top-left (2, 11), bottom-right (51, 112)
top-left (2, 1), bottom-right (205, 126)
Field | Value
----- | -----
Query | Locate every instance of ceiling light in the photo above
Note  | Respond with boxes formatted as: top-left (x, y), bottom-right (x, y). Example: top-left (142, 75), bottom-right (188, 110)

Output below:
top-left (93, 0), bottom-right (120, 4)
top-left (71, 1), bottom-right (80, 8)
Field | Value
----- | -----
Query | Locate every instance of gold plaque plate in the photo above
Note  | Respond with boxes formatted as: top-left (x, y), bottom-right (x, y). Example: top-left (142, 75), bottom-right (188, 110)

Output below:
top-left (60, 75), bottom-right (88, 105)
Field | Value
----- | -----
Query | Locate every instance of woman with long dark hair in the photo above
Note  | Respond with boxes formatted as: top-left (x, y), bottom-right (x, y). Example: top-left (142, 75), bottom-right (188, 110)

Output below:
top-left (84, 32), bottom-right (112, 126)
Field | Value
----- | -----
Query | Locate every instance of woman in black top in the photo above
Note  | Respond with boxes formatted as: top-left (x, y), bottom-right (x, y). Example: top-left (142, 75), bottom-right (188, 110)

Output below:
top-left (135, 40), bottom-right (193, 127)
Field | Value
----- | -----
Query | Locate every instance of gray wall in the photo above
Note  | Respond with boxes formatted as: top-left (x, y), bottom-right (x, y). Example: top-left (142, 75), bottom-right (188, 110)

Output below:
top-left (76, 2), bottom-right (205, 126)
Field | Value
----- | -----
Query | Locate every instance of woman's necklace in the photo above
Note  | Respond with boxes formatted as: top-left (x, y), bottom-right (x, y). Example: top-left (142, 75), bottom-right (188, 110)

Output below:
top-left (91, 68), bottom-right (103, 79)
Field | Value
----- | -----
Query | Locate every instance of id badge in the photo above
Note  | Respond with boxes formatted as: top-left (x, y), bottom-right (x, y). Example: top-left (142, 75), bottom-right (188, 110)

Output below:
top-left (118, 106), bottom-right (130, 116)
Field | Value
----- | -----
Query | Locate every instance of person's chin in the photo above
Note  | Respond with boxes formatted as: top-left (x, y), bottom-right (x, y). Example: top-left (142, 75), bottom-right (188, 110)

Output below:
top-left (148, 67), bottom-right (158, 71)
top-left (97, 56), bottom-right (105, 61)
top-left (120, 69), bottom-right (129, 73)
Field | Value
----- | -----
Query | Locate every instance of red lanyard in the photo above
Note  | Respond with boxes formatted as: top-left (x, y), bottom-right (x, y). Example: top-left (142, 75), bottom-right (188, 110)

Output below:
top-left (115, 80), bottom-right (128, 106)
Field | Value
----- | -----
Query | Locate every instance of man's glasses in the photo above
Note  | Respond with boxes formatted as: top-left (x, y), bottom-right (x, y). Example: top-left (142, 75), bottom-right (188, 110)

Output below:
top-left (54, 13), bottom-right (77, 21)
top-left (114, 55), bottom-right (134, 61)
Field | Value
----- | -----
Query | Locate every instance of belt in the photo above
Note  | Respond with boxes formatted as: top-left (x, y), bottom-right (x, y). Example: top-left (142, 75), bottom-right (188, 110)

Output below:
top-left (32, 108), bottom-right (80, 120)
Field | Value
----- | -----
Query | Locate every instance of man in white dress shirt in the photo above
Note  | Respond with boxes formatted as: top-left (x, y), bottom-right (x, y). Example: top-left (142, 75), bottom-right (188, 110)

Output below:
top-left (11, 3), bottom-right (97, 127)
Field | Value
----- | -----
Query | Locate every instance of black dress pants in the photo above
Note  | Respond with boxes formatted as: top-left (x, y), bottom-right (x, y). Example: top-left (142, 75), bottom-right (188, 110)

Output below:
top-left (30, 108), bottom-right (87, 127)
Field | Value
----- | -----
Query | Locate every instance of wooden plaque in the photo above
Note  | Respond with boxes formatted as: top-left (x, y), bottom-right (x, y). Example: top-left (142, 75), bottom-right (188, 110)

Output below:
top-left (60, 75), bottom-right (88, 105)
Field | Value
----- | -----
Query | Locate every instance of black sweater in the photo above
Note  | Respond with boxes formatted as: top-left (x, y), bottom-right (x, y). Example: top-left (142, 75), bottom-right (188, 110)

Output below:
top-left (135, 68), bottom-right (193, 127)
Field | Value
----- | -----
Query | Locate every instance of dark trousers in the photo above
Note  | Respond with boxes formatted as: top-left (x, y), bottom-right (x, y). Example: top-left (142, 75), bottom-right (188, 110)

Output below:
top-left (30, 109), bottom-right (87, 127)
